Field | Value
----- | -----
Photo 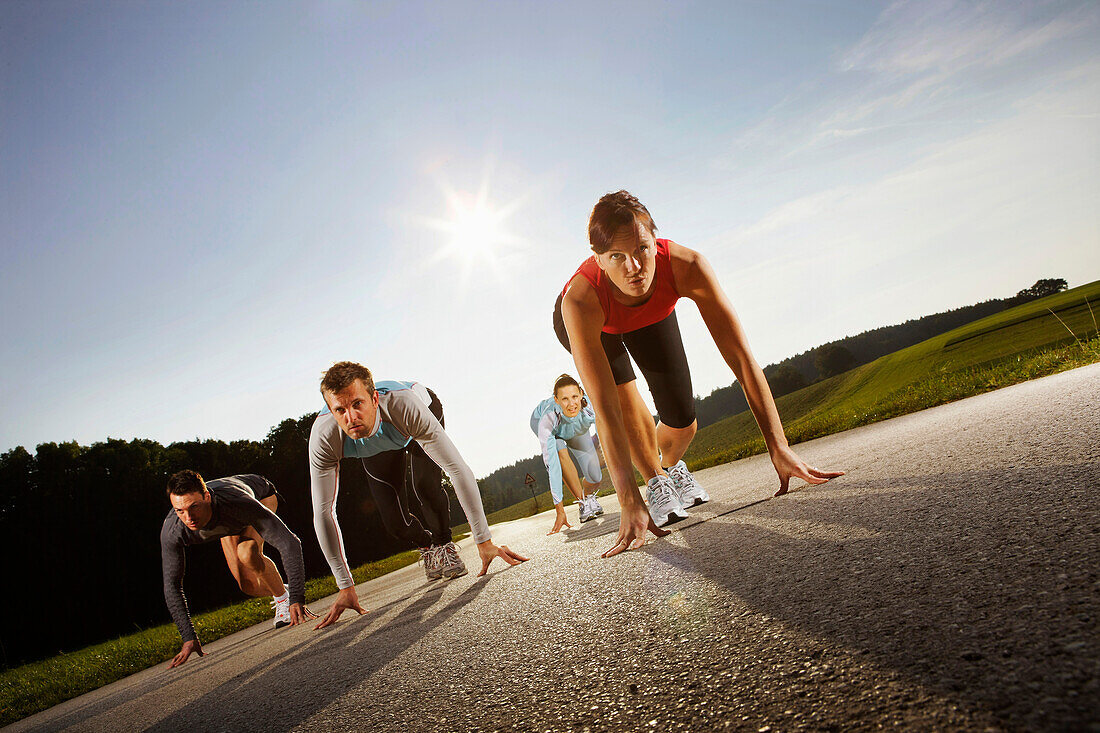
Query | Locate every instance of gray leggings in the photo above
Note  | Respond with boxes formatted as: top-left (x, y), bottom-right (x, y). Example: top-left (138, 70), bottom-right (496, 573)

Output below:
top-left (529, 417), bottom-right (603, 503)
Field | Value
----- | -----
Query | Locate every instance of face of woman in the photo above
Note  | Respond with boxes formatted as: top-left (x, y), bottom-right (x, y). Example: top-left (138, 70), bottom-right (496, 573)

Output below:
top-left (554, 385), bottom-right (584, 417)
top-left (595, 220), bottom-right (657, 301)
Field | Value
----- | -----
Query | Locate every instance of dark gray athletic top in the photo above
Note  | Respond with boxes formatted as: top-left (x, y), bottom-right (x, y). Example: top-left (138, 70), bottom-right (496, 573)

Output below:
top-left (159, 474), bottom-right (305, 642)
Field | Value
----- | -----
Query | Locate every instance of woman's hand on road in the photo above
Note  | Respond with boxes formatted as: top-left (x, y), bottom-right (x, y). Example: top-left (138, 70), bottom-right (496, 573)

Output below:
top-left (771, 446), bottom-right (845, 496)
top-left (602, 498), bottom-right (670, 557)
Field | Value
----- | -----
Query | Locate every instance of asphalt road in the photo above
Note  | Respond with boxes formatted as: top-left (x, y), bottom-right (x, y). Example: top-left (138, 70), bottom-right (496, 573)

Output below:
top-left (12, 364), bottom-right (1099, 732)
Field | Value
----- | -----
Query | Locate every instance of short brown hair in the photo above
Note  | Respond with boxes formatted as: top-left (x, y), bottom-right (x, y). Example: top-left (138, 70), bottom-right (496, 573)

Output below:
top-left (588, 190), bottom-right (657, 254)
top-left (167, 470), bottom-right (206, 497)
top-left (321, 361), bottom-right (376, 396)
top-left (553, 373), bottom-right (580, 398)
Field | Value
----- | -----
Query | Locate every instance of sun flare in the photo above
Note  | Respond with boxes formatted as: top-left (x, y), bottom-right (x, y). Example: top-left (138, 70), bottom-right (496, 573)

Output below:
top-left (421, 181), bottom-right (525, 286)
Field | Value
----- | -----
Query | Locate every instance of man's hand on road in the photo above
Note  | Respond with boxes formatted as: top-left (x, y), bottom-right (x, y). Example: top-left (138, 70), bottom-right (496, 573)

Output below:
top-left (476, 540), bottom-right (529, 576)
top-left (289, 602), bottom-right (318, 626)
top-left (168, 639), bottom-right (204, 669)
top-left (771, 445), bottom-right (845, 496)
top-left (314, 587), bottom-right (367, 630)
top-left (602, 497), bottom-right (669, 558)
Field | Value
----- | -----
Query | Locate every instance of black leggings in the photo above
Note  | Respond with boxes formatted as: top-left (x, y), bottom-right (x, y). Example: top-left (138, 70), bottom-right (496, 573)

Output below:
top-left (554, 293), bottom-right (696, 429)
top-left (360, 391), bottom-right (453, 548)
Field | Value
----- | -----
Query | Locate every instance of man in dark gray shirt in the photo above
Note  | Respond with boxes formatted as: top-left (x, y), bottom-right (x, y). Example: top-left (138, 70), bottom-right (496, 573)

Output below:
top-left (160, 470), bottom-right (312, 668)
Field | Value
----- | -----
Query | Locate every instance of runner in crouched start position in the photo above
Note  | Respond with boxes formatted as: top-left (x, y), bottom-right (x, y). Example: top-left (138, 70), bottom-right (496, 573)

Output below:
top-left (160, 471), bottom-right (312, 668)
top-left (557, 190), bottom-right (844, 556)
top-left (310, 361), bottom-right (528, 629)
top-left (530, 374), bottom-right (605, 534)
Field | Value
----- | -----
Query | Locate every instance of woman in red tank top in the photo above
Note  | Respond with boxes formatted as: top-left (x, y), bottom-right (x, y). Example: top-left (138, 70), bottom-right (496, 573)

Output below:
top-left (556, 191), bottom-right (844, 555)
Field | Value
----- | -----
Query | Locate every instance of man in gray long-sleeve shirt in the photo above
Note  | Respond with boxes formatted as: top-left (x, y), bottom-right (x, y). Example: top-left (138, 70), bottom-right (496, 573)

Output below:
top-left (310, 361), bottom-right (528, 629)
top-left (160, 470), bottom-right (313, 668)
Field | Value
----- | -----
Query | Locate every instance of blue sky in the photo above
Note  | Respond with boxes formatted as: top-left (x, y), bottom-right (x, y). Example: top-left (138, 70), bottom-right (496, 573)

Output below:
top-left (2, 0), bottom-right (1097, 475)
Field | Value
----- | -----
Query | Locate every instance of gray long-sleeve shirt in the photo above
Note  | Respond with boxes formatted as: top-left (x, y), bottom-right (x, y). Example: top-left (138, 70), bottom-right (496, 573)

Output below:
top-left (309, 381), bottom-right (491, 589)
top-left (159, 474), bottom-right (305, 642)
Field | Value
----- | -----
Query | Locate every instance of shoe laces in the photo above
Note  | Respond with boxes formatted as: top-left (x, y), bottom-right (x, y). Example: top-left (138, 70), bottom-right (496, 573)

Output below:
top-left (667, 462), bottom-right (691, 486)
top-left (442, 543), bottom-right (460, 562)
top-left (648, 476), bottom-right (678, 509)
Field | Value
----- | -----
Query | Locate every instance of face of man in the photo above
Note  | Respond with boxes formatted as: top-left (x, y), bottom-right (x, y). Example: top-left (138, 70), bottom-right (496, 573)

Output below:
top-left (170, 491), bottom-right (213, 530)
top-left (595, 219), bottom-right (657, 301)
top-left (323, 379), bottom-right (380, 439)
top-left (554, 385), bottom-right (584, 418)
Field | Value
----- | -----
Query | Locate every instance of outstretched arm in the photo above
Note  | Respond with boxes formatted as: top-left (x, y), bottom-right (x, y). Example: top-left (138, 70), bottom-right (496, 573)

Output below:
top-left (537, 412), bottom-right (566, 505)
top-left (160, 524), bottom-right (205, 667)
top-left (562, 282), bottom-right (669, 555)
top-left (309, 414), bottom-right (357, 589)
top-left (672, 243), bottom-right (844, 494)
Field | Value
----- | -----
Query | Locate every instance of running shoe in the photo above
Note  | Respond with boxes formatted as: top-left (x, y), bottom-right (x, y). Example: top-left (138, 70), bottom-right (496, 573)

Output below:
top-left (646, 475), bottom-right (688, 527)
top-left (588, 492), bottom-right (604, 517)
top-left (439, 542), bottom-right (468, 580)
top-left (419, 546), bottom-right (443, 581)
top-left (272, 587), bottom-right (292, 628)
top-left (578, 496), bottom-right (596, 523)
top-left (666, 460), bottom-right (710, 506)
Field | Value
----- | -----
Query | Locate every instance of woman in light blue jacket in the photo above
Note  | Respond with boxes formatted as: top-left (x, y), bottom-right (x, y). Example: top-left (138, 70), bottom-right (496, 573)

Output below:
top-left (530, 374), bottom-right (604, 534)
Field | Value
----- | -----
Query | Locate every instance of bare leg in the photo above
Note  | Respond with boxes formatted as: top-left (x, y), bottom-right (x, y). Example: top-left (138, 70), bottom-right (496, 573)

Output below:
top-left (615, 380), bottom-right (663, 481)
top-left (657, 419), bottom-right (698, 468)
top-left (220, 495), bottom-right (285, 598)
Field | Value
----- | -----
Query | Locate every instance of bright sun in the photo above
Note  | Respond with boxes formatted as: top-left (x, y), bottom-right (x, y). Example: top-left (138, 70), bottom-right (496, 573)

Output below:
top-left (422, 182), bottom-right (523, 283)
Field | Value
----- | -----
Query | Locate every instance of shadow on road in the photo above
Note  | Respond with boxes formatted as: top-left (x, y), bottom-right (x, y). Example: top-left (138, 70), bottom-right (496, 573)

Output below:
top-left (139, 579), bottom-right (491, 731)
top-left (561, 513), bottom-right (620, 543)
top-left (643, 462), bottom-right (1100, 730)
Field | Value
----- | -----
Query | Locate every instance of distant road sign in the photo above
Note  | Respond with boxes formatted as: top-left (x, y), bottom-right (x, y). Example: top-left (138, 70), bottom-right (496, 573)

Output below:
top-left (524, 473), bottom-right (536, 486)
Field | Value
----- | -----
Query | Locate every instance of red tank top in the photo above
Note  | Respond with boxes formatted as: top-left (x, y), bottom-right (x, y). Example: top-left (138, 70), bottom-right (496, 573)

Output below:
top-left (562, 238), bottom-right (681, 335)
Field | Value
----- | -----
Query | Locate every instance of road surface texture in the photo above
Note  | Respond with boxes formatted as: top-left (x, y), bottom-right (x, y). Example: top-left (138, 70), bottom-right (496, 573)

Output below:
top-left (12, 364), bottom-right (1098, 732)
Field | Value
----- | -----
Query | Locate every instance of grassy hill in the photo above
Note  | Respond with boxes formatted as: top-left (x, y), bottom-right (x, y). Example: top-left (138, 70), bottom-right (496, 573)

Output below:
top-left (684, 280), bottom-right (1099, 470)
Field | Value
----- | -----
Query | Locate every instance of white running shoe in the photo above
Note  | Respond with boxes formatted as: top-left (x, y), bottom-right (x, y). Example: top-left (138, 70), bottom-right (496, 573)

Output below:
top-left (272, 587), bottom-right (291, 629)
top-left (439, 542), bottom-right (468, 580)
top-left (588, 493), bottom-right (604, 517)
top-left (666, 460), bottom-right (710, 506)
top-left (578, 496), bottom-right (596, 523)
top-left (419, 546), bottom-right (443, 581)
top-left (646, 475), bottom-right (689, 527)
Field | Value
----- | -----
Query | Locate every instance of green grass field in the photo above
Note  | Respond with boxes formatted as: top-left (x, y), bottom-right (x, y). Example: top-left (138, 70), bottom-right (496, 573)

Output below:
top-left (4, 282), bottom-right (1097, 727)
top-left (684, 281), bottom-right (1100, 470)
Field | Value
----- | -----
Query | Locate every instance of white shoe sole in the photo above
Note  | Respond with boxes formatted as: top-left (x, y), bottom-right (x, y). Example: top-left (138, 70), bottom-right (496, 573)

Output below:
top-left (651, 507), bottom-right (689, 527)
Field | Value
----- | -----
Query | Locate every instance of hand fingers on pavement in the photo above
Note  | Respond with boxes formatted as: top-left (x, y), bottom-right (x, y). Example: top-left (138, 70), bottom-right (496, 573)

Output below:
top-left (314, 608), bottom-right (341, 630)
top-left (775, 474), bottom-right (790, 496)
top-left (477, 556), bottom-right (492, 577)
top-left (647, 518), bottom-right (671, 537)
top-left (501, 545), bottom-right (529, 563)
top-left (602, 538), bottom-right (629, 558)
top-left (809, 467), bottom-right (845, 479)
